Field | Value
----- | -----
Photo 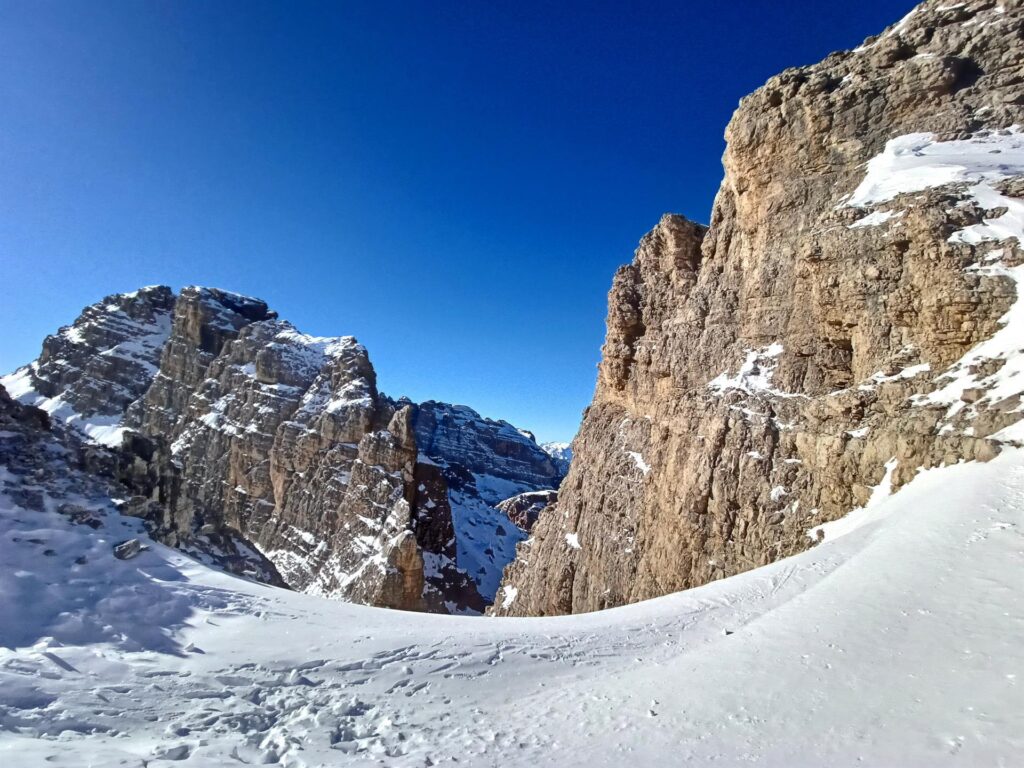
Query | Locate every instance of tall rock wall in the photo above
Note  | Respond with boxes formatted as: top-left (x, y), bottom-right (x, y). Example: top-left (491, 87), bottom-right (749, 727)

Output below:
top-left (116, 288), bottom-right (480, 612)
top-left (494, 0), bottom-right (1024, 615)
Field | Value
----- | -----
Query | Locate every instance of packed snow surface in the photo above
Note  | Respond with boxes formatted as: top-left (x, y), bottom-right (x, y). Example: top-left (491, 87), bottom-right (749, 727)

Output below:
top-left (3, 436), bottom-right (1023, 765)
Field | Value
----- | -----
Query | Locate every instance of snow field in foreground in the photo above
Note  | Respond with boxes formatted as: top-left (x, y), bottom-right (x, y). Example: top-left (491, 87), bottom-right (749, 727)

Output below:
top-left (1, 445), bottom-right (1022, 766)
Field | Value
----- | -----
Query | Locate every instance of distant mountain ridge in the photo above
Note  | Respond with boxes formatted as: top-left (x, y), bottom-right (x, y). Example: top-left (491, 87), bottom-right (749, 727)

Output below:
top-left (2, 285), bottom-right (565, 613)
top-left (540, 441), bottom-right (573, 476)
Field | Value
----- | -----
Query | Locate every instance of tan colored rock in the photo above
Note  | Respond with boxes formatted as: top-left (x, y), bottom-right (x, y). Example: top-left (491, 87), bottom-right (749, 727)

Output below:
top-left (495, 0), bottom-right (1024, 616)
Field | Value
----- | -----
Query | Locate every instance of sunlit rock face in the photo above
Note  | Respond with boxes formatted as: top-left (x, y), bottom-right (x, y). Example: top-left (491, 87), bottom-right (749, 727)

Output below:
top-left (5, 285), bottom-right (561, 613)
top-left (2, 286), bottom-right (176, 446)
top-left (495, 0), bottom-right (1024, 616)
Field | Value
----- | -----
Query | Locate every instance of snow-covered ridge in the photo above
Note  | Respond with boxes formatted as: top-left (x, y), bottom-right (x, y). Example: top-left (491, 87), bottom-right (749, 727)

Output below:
top-left (1, 286), bottom-right (176, 447)
top-left (411, 402), bottom-right (566, 604)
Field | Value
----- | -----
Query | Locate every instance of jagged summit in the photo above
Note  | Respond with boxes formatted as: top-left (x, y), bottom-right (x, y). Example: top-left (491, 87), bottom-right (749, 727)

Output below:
top-left (3, 284), bottom-right (562, 614)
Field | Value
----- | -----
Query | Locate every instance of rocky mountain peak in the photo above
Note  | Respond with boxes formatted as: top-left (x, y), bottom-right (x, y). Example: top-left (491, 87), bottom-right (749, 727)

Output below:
top-left (4, 284), bottom-right (559, 614)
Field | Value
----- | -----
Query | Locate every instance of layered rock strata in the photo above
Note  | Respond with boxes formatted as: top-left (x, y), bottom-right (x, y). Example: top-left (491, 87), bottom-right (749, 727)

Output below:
top-left (4, 286), bottom-right (561, 612)
top-left (495, 0), bottom-right (1024, 615)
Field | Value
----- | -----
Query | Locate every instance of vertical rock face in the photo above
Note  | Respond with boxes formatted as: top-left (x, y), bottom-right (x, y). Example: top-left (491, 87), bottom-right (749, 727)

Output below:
top-left (124, 286), bottom-right (275, 439)
top-left (495, 0), bottom-right (1024, 616)
top-left (5, 284), bottom-right (556, 613)
top-left (118, 292), bottom-right (479, 612)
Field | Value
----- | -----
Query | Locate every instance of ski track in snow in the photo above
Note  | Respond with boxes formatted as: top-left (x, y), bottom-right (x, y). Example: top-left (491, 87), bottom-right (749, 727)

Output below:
top-left (2, 449), bottom-right (1024, 766)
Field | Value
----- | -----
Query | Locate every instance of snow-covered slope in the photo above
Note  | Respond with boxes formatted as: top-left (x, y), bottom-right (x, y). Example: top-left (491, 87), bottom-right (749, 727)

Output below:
top-left (3, 411), bottom-right (1021, 765)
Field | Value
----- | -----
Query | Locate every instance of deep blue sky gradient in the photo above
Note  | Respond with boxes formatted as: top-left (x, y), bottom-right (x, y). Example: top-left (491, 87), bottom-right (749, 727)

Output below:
top-left (0, 1), bottom-right (915, 442)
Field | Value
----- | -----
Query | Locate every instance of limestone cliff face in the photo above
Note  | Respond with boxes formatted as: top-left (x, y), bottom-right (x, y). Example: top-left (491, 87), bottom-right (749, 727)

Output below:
top-left (5, 285), bottom-right (556, 613)
top-left (495, 0), bottom-right (1024, 616)
top-left (117, 289), bottom-right (483, 612)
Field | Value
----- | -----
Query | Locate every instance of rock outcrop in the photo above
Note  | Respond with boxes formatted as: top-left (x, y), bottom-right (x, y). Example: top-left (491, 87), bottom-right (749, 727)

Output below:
top-left (495, 0), bottom-right (1024, 616)
top-left (0, 381), bottom-right (283, 587)
top-left (496, 489), bottom-right (558, 533)
top-left (4, 286), bottom-right (560, 613)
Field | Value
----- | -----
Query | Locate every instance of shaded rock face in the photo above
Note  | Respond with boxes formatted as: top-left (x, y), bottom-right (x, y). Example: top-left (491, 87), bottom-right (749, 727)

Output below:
top-left (495, 0), bottom-right (1024, 616)
top-left (5, 285), bottom-right (555, 613)
top-left (409, 401), bottom-right (565, 603)
top-left (412, 402), bottom-right (563, 489)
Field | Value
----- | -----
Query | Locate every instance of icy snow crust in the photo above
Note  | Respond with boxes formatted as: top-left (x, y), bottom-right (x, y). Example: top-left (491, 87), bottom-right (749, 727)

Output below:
top-left (2, 441), bottom-right (1022, 765)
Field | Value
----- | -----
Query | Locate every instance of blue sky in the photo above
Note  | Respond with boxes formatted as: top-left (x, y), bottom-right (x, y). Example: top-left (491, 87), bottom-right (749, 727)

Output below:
top-left (0, 0), bottom-right (914, 443)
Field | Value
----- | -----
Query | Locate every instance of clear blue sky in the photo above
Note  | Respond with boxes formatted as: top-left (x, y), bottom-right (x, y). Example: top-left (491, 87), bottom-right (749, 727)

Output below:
top-left (0, 0), bottom-right (914, 443)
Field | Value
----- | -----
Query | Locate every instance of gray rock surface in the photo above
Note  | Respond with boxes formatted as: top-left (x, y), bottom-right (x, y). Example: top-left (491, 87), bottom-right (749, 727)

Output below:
top-left (5, 286), bottom-right (559, 613)
top-left (2, 286), bottom-right (175, 444)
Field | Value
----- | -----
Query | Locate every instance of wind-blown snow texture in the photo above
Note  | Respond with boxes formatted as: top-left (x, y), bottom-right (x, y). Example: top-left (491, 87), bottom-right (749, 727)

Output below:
top-left (2, 420), bottom-right (1022, 765)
